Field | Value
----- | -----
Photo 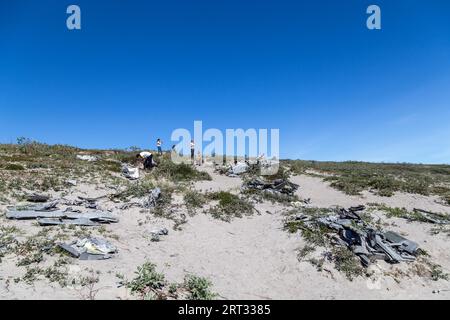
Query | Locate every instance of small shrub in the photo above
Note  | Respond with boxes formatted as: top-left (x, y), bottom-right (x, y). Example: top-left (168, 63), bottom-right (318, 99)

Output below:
top-left (207, 191), bottom-right (255, 221)
top-left (184, 190), bottom-right (207, 211)
top-left (153, 159), bottom-right (211, 182)
top-left (184, 275), bottom-right (217, 300)
top-left (429, 263), bottom-right (449, 281)
top-left (331, 247), bottom-right (365, 281)
top-left (127, 262), bottom-right (166, 298)
top-left (98, 160), bottom-right (122, 173)
top-left (3, 163), bottom-right (25, 171)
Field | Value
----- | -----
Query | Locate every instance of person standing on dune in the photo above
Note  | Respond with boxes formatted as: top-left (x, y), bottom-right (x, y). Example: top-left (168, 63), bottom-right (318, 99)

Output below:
top-left (157, 138), bottom-right (163, 155)
top-left (190, 140), bottom-right (195, 163)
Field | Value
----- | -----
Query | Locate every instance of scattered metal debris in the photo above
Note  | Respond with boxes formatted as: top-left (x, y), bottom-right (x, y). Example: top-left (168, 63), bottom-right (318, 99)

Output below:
top-left (66, 180), bottom-right (77, 186)
top-left (215, 162), bottom-right (251, 177)
top-left (242, 178), bottom-right (299, 196)
top-left (38, 217), bottom-right (101, 226)
top-left (58, 237), bottom-right (117, 260)
top-left (413, 208), bottom-right (450, 225)
top-left (78, 195), bottom-right (108, 203)
top-left (292, 205), bottom-right (420, 268)
top-left (148, 227), bottom-right (169, 242)
top-left (6, 208), bottom-right (119, 226)
top-left (230, 162), bottom-right (249, 175)
top-left (292, 199), bottom-right (311, 207)
top-left (118, 188), bottom-right (162, 210)
top-left (143, 188), bottom-right (162, 208)
top-left (433, 289), bottom-right (450, 294)
top-left (76, 155), bottom-right (98, 162)
top-left (122, 165), bottom-right (140, 180)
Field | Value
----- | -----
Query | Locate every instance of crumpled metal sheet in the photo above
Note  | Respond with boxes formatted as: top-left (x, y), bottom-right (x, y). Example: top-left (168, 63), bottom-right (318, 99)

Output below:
top-left (58, 237), bottom-right (117, 260)
top-left (122, 165), bottom-right (140, 180)
top-left (293, 205), bottom-right (420, 267)
top-left (243, 178), bottom-right (299, 196)
top-left (413, 208), bottom-right (450, 225)
top-left (37, 217), bottom-right (100, 226)
top-left (76, 155), bottom-right (97, 162)
top-left (142, 188), bottom-right (162, 208)
top-left (230, 162), bottom-right (249, 175)
top-left (6, 209), bottom-right (119, 225)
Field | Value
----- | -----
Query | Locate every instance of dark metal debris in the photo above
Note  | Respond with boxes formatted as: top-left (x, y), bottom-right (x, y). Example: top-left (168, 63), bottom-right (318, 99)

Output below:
top-left (413, 208), bottom-right (450, 225)
top-left (6, 209), bottom-right (118, 225)
top-left (243, 178), bottom-right (299, 196)
top-left (294, 205), bottom-right (420, 268)
top-left (58, 237), bottom-right (117, 260)
top-left (26, 194), bottom-right (50, 203)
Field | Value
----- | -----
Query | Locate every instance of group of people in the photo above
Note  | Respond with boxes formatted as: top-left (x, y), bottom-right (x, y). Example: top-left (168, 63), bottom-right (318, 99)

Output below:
top-left (136, 138), bottom-right (199, 170)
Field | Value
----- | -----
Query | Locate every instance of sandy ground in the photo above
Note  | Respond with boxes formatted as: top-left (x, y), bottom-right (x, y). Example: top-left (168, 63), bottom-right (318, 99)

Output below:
top-left (1, 169), bottom-right (449, 300)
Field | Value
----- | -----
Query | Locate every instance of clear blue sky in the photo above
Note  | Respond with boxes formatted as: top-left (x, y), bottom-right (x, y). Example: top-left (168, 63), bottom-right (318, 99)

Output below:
top-left (1, 0), bottom-right (449, 163)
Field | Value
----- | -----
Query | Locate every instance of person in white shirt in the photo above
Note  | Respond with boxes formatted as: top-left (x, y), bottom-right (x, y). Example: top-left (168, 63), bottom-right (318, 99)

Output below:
top-left (136, 151), bottom-right (156, 169)
top-left (156, 139), bottom-right (162, 155)
top-left (139, 151), bottom-right (152, 158)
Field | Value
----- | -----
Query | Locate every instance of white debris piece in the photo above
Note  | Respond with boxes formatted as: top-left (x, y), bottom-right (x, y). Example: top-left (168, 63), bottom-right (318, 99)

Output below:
top-left (122, 165), bottom-right (140, 180)
top-left (76, 155), bottom-right (98, 162)
top-left (231, 162), bottom-right (249, 175)
top-left (66, 179), bottom-right (77, 186)
top-left (76, 238), bottom-right (117, 255)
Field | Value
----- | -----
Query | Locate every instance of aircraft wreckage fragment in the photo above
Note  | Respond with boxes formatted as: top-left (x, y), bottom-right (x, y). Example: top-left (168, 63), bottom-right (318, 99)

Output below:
top-left (291, 205), bottom-right (420, 267)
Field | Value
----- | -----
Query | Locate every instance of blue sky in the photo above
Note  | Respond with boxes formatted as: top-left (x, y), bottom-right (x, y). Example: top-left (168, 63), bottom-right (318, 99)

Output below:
top-left (1, 0), bottom-right (449, 163)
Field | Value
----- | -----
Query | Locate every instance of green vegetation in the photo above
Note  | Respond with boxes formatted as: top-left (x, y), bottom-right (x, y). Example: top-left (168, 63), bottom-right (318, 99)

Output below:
top-left (368, 204), bottom-right (450, 224)
top-left (112, 180), bottom-right (157, 200)
top-left (207, 191), bottom-right (255, 222)
top-left (184, 190), bottom-right (207, 212)
top-left (0, 226), bottom-right (20, 263)
top-left (284, 207), bottom-right (331, 246)
top-left (127, 262), bottom-right (217, 300)
top-left (285, 160), bottom-right (450, 203)
top-left (429, 263), bottom-right (449, 281)
top-left (0, 140), bottom-right (138, 198)
top-left (3, 163), bottom-right (25, 171)
top-left (242, 187), bottom-right (299, 205)
top-left (152, 156), bottom-right (211, 182)
top-left (184, 275), bottom-right (217, 300)
top-left (284, 207), bottom-right (365, 280)
top-left (16, 260), bottom-right (71, 287)
top-left (331, 246), bottom-right (365, 281)
top-left (127, 262), bottom-right (166, 299)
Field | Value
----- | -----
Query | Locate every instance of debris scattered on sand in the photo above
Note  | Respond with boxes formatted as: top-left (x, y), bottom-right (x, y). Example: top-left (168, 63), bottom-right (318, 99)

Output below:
top-left (289, 205), bottom-right (420, 268)
top-left (230, 162), bottom-right (249, 176)
top-left (76, 155), bottom-right (98, 162)
top-left (122, 165), bottom-right (140, 180)
top-left (66, 179), bottom-right (77, 187)
top-left (6, 206), bottom-right (119, 226)
top-left (148, 227), bottom-right (169, 242)
top-left (118, 187), bottom-right (163, 210)
top-left (58, 237), bottom-right (117, 260)
top-left (413, 208), bottom-right (450, 225)
top-left (215, 161), bottom-right (255, 177)
top-left (242, 178), bottom-right (299, 196)
top-left (143, 188), bottom-right (162, 208)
